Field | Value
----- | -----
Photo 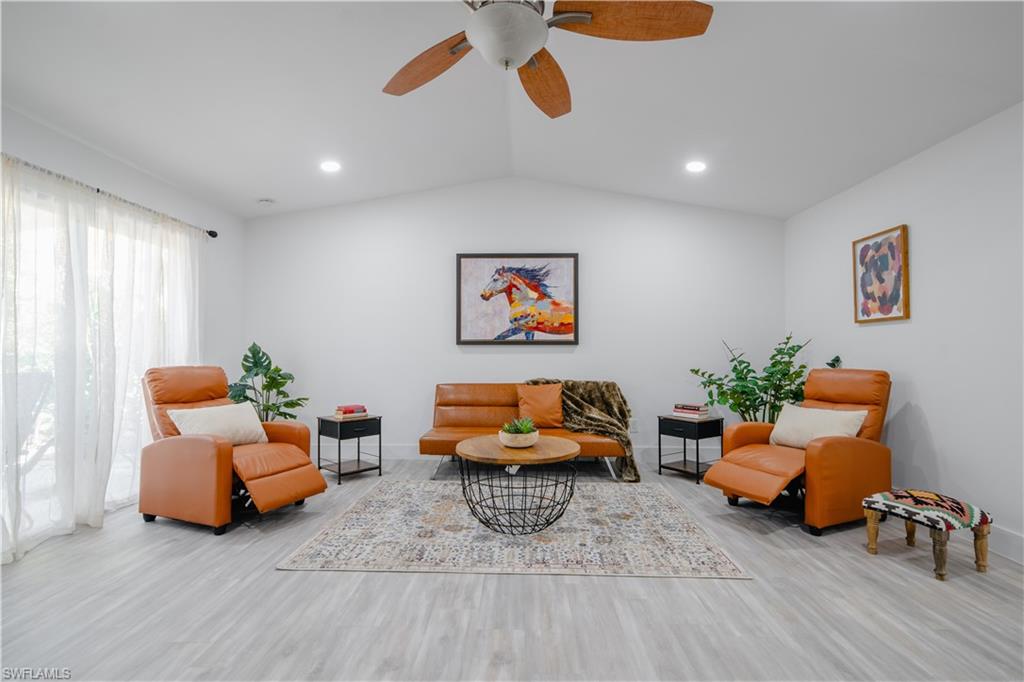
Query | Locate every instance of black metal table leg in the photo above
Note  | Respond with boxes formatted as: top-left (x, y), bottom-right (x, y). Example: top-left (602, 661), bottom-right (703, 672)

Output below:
top-left (316, 425), bottom-right (321, 470)
top-left (696, 438), bottom-right (701, 485)
top-left (337, 435), bottom-right (342, 485)
top-left (658, 431), bottom-right (662, 475)
top-left (357, 436), bottom-right (361, 466)
top-left (378, 426), bottom-right (382, 476)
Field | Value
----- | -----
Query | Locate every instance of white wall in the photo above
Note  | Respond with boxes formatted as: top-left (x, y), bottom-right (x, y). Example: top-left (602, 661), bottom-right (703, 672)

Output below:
top-left (1, 107), bottom-right (246, 368)
top-left (243, 178), bottom-right (785, 458)
top-left (784, 102), bottom-right (1024, 561)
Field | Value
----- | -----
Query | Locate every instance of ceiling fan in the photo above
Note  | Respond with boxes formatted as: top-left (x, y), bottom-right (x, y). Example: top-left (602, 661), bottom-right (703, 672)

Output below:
top-left (383, 1), bottom-right (713, 119)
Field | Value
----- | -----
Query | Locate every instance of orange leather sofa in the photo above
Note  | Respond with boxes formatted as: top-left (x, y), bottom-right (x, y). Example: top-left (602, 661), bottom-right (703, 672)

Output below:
top-left (419, 383), bottom-right (625, 458)
top-left (703, 368), bottom-right (892, 535)
top-left (139, 366), bottom-right (327, 534)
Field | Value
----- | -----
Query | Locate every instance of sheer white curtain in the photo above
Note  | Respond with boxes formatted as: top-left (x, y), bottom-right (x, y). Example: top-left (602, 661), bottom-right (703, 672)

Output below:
top-left (1, 155), bottom-right (203, 563)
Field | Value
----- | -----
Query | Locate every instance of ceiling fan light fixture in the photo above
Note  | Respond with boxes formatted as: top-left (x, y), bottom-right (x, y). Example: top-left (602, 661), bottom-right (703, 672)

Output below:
top-left (685, 160), bottom-right (707, 173)
top-left (466, 1), bottom-right (548, 70)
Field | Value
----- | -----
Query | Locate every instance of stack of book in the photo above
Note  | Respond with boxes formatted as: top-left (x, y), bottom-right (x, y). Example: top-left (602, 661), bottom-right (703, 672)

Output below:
top-left (335, 404), bottom-right (368, 420)
top-left (673, 402), bottom-right (710, 419)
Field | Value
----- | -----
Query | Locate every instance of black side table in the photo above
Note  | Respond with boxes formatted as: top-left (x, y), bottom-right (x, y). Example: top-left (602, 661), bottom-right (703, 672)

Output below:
top-left (316, 415), bottom-right (382, 484)
top-left (658, 415), bottom-right (724, 484)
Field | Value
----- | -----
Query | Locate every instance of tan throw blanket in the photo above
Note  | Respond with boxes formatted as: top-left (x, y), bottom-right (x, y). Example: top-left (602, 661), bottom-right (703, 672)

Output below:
top-left (527, 379), bottom-right (640, 482)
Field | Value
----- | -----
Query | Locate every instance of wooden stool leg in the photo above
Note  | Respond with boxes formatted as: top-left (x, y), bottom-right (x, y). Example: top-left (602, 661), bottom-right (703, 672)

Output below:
top-left (930, 528), bottom-right (949, 581)
top-left (865, 509), bottom-right (881, 554)
top-left (973, 524), bottom-right (990, 573)
top-left (905, 520), bottom-right (916, 546)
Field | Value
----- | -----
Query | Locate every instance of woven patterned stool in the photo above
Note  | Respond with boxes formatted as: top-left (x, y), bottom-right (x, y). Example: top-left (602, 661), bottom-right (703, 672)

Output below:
top-left (862, 489), bottom-right (993, 581)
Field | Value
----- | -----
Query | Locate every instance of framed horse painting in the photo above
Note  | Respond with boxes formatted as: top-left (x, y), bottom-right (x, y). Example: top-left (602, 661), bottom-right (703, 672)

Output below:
top-left (457, 253), bottom-right (579, 345)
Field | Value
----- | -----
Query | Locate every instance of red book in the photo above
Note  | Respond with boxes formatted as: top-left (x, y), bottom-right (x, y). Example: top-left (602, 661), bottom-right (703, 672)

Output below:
top-left (336, 404), bottom-right (366, 413)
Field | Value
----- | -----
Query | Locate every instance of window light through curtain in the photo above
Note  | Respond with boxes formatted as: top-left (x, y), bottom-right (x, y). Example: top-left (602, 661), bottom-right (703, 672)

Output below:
top-left (0, 154), bottom-right (203, 563)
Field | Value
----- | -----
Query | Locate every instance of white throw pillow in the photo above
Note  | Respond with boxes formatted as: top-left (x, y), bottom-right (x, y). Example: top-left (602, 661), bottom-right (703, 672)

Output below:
top-left (769, 403), bottom-right (868, 450)
top-left (168, 402), bottom-right (268, 445)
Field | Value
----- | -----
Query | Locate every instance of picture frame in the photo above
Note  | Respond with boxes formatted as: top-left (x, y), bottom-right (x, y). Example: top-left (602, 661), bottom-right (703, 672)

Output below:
top-left (456, 253), bottom-right (579, 345)
top-left (852, 224), bottom-right (910, 324)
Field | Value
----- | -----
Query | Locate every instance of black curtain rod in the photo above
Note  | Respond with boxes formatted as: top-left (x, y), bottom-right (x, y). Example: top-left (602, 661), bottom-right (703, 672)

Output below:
top-left (3, 153), bottom-right (218, 238)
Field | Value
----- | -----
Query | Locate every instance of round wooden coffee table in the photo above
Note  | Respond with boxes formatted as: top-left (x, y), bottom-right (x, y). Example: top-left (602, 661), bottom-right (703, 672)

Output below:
top-left (455, 435), bottom-right (581, 535)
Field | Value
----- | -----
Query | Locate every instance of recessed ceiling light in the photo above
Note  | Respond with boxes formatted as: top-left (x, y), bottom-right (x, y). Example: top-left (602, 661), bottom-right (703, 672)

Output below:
top-left (256, 197), bottom-right (276, 205)
top-left (685, 160), bottom-right (707, 173)
top-left (320, 160), bottom-right (342, 173)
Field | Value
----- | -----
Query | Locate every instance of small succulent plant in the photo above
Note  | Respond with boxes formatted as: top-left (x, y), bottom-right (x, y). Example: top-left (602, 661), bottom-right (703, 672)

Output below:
top-left (501, 417), bottom-right (537, 434)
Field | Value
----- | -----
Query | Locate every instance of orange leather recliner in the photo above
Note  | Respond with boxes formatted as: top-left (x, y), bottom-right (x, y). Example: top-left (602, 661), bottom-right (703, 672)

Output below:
top-left (703, 368), bottom-right (892, 535)
top-left (139, 366), bottom-right (327, 534)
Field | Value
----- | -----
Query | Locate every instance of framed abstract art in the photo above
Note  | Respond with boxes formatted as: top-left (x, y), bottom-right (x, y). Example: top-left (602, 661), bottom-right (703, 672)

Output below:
top-left (852, 224), bottom-right (910, 323)
top-left (456, 253), bottom-right (578, 345)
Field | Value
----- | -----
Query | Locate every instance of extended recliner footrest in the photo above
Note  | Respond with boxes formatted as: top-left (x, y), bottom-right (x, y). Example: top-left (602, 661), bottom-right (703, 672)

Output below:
top-left (703, 461), bottom-right (794, 506)
top-left (242, 462), bottom-right (327, 513)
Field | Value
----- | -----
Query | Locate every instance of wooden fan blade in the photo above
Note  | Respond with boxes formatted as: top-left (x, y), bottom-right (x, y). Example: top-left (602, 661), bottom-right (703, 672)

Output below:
top-left (383, 31), bottom-right (472, 96)
top-left (551, 1), bottom-right (713, 41)
top-left (518, 49), bottom-right (571, 119)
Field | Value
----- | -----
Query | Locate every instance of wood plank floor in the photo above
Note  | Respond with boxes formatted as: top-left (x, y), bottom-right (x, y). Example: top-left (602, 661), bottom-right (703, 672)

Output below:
top-left (3, 456), bottom-right (1022, 681)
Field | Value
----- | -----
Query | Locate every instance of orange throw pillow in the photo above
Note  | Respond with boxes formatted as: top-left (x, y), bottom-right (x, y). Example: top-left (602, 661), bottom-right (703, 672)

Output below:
top-left (517, 383), bottom-right (564, 428)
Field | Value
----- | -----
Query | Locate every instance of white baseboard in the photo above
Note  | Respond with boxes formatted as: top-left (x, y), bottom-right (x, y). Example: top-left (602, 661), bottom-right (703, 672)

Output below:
top-left (382, 444), bottom-right (425, 459)
top-left (990, 527), bottom-right (1024, 564)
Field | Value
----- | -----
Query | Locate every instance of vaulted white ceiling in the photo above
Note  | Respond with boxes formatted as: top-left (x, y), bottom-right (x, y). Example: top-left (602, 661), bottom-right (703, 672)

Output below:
top-left (3, 2), bottom-right (1022, 219)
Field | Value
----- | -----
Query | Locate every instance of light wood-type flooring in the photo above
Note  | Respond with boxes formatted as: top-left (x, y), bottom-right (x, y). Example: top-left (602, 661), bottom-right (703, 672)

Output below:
top-left (4, 457), bottom-right (1022, 681)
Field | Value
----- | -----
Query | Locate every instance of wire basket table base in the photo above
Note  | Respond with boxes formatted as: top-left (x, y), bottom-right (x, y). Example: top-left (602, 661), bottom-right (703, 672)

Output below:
top-left (457, 457), bottom-right (578, 535)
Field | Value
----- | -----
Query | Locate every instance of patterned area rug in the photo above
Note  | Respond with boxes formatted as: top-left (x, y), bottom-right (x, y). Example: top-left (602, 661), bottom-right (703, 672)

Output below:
top-left (278, 480), bottom-right (748, 579)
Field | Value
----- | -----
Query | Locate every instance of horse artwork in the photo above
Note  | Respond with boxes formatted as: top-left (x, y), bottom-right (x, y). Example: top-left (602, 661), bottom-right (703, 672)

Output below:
top-left (457, 253), bottom-right (578, 345)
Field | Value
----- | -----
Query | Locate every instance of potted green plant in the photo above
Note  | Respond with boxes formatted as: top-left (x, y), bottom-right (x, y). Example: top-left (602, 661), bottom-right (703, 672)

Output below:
top-left (690, 335), bottom-right (810, 423)
top-left (228, 342), bottom-right (308, 421)
top-left (499, 417), bottom-right (539, 448)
